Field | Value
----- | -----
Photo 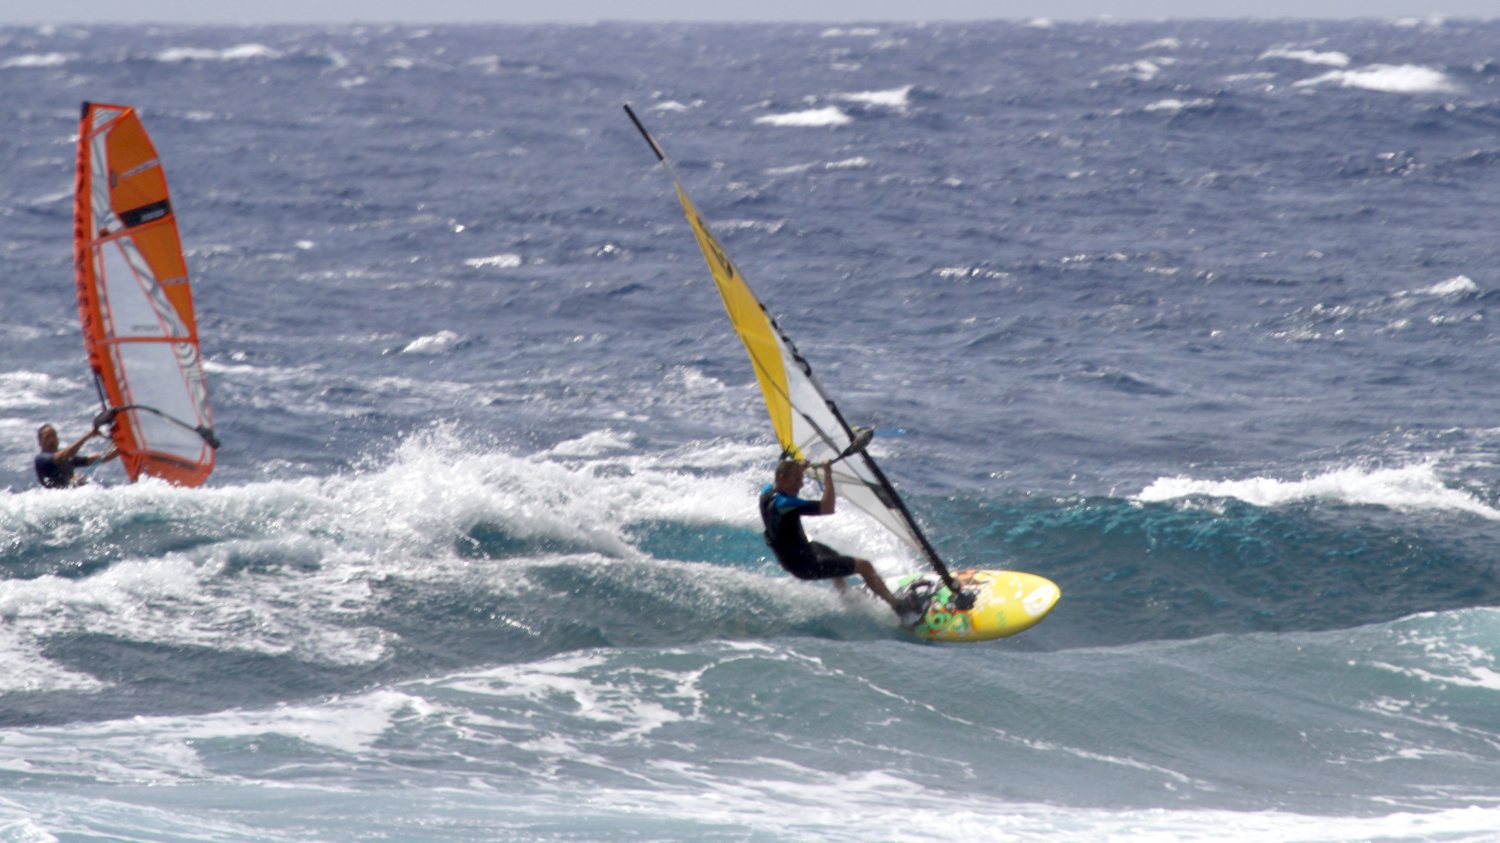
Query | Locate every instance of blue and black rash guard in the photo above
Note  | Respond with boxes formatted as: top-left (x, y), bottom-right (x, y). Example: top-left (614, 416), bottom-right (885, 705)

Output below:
top-left (35, 452), bottom-right (90, 489)
top-left (759, 484), bottom-right (859, 580)
top-left (759, 483), bottom-right (820, 557)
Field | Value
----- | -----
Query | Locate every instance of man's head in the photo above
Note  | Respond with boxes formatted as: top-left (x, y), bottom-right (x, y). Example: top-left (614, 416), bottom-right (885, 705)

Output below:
top-left (36, 424), bottom-right (59, 453)
top-left (773, 459), bottom-right (808, 494)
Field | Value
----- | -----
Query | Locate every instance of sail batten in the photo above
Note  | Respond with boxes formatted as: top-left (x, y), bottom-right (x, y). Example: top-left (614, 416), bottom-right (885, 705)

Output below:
top-left (74, 101), bottom-right (216, 487)
top-left (628, 106), bottom-right (955, 583)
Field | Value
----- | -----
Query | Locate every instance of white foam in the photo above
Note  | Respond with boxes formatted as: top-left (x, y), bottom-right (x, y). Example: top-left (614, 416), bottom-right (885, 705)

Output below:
top-left (155, 43), bottom-right (281, 63)
top-left (937, 267), bottom-right (1010, 280)
top-left (200, 357), bottom-right (316, 383)
top-left (0, 371), bottom-right (71, 409)
top-left (155, 47), bottom-right (225, 62)
top-left (568, 770), bottom-right (1500, 841)
top-left (833, 85), bottom-right (912, 110)
top-left (764, 161), bottom-right (814, 175)
top-left (1103, 59), bottom-right (1169, 81)
top-left (333, 425), bottom-right (798, 564)
top-left (398, 329), bottom-right (462, 354)
top-left (221, 43), bottom-right (279, 60)
top-left (753, 107), bottom-right (852, 128)
top-left (1136, 462), bottom-right (1500, 520)
top-left (545, 430), bottom-right (636, 458)
top-left (0, 687), bottom-right (420, 784)
top-left (465, 253), bottom-right (522, 269)
top-left (709, 218), bottom-right (785, 234)
top-left (1143, 98), bottom-right (1215, 113)
top-left (1260, 47), bottom-right (1351, 67)
top-left (662, 366), bottom-right (727, 396)
top-left (1295, 64), bottom-right (1459, 94)
top-left (0, 479), bottom-right (393, 668)
top-left (436, 652), bottom-right (701, 749)
top-left (0, 426), bottom-right (922, 688)
top-left (0, 626), bottom-right (105, 694)
top-left (770, 156), bottom-right (871, 175)
top-left (1224, 71), bottom-right (1277, 84)
top-left (0, 52), bottom-right (70, 68)
top-left (9, 822), bottom-right (57, 842)
top-left (1401, 275), bottom-right (1479, 298)
top-left (1394, 15), bottom-right (1447, 28)
top-left (1363, 607), bottom-right (1500, 692)
top-left (819, 27), bottom-right (881, 37)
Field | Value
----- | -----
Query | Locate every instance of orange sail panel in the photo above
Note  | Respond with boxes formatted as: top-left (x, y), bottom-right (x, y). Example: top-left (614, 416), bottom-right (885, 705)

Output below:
top-left (73, 102), bottom-right (216, 486)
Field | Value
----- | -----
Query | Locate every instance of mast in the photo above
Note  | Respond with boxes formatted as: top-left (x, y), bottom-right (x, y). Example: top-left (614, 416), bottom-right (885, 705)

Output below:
top-left (625, 104), bottom-right (968, 600)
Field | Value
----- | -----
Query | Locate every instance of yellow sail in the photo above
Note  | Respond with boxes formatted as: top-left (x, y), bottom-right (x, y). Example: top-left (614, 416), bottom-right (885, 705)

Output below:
top-left (626, 105), bottom-right (940, 564)
top-left (671, 185), bottom-right (803, 456)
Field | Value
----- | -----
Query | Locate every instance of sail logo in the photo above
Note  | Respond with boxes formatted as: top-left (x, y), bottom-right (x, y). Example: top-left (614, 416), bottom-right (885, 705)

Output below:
top-left (693, 214), bottom-right (738, 280)
top-left (120, 199), bottom-right (171, 228)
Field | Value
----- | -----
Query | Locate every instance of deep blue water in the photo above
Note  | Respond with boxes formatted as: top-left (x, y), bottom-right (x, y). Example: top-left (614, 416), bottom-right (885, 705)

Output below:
top-left (4, 18), bottom-right (1500, 841)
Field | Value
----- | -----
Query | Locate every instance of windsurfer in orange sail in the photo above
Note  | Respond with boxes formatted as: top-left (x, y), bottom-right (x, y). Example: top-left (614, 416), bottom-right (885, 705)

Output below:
top-left (34, 418), bottom-right (117, 488)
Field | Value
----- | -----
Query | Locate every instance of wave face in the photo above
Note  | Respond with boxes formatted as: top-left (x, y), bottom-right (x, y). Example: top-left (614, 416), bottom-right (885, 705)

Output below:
top-left (5, 18), bottom-right (1500, 842)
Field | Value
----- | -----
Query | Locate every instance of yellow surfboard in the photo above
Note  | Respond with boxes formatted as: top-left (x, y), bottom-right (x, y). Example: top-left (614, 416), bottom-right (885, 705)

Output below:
top-left (896, 569), bottom-right (1061, 642)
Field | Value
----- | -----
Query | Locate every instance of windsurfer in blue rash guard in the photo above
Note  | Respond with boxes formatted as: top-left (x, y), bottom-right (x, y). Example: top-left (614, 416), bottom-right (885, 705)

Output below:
top-left (34, 421), bottom-right (117, 489)
top-left (760, 459), bottom-right (924, 627)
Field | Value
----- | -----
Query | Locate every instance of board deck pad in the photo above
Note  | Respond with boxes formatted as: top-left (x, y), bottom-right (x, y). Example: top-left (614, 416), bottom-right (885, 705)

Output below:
top-left (896, 569), bottom-right (1060, 642)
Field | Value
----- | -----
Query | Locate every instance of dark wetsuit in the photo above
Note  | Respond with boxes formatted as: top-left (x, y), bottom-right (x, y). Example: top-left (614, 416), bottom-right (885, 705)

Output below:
top-left (35, 452), bottom-right (90, 489)
top-left (759, 484), bottom-right (858, 580)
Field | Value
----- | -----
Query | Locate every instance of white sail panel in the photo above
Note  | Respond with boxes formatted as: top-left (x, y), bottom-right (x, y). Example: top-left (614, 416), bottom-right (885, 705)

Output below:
top-left (74, 101), bottom-right (216, 486)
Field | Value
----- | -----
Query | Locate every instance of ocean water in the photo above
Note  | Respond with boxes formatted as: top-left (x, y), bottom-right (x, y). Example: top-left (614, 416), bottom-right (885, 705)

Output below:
top-left (3, 17), bottom-right (1500, 841)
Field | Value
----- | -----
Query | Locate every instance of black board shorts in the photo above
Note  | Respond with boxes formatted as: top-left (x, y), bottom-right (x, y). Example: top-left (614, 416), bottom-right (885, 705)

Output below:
top-left (774, 541), bottom-right (858, 580)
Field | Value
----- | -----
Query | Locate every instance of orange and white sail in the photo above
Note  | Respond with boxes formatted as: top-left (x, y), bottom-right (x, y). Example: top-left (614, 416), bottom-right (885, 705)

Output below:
top-left (74, 101), bottom-right (217, 486)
